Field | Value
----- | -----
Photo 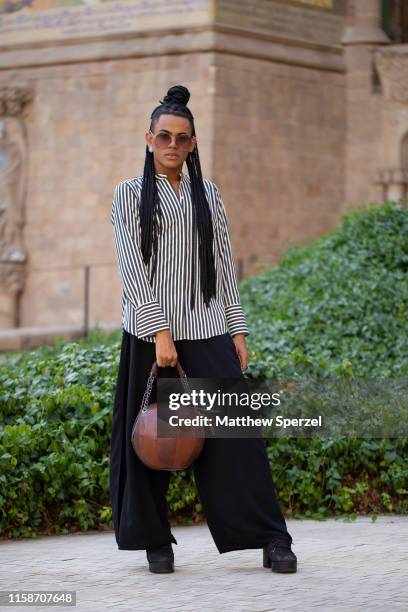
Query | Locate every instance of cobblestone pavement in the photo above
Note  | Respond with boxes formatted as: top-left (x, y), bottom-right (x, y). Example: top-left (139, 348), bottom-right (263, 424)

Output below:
top-left (1, 516), bottom-right (407, 612)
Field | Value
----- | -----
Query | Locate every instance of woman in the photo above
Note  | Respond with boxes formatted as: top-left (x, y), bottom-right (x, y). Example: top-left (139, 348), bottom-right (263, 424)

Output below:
top-left (109, 84), bottom-right (297, 574)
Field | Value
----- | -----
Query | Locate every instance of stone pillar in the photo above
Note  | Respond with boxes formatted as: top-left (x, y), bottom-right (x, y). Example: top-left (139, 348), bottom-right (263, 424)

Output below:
top-left (341, 0), bottom-right (391, 209)
top-left (375, 47), bottom-right (408, 206)
top-left (0, 84), bottom-right (32, 328)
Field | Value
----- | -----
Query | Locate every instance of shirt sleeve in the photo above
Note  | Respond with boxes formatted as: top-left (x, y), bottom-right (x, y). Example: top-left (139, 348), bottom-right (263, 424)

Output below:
top-left (213, 183), bottom-right (249, 338)
top-left (111, 180), bottom-right (170, 338)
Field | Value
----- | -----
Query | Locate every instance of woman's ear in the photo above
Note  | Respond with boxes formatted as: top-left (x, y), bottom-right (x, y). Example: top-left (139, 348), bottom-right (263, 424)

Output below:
top-left (145, 131), bottom-right (153, 152)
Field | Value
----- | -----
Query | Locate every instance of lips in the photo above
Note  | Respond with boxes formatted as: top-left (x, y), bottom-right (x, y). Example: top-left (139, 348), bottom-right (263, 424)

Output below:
top-left (165, 154), bottom-right (179, 158)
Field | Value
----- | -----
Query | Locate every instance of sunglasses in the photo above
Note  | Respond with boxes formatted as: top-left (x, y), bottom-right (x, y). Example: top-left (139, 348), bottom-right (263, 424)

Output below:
top-left (149, 129), bottom-right (195, 151)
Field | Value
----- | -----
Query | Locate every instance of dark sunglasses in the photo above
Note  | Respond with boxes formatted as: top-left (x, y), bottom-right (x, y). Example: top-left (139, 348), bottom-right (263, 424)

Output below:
top-left (149, 129), bottom-right (195, 151)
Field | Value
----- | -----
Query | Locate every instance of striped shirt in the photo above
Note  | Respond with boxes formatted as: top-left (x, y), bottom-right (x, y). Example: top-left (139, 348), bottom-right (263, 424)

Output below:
top-left (111, 171), bottom-right (249, 343)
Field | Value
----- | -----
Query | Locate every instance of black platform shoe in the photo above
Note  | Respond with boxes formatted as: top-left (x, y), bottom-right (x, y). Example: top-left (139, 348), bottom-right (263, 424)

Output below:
top-left (146, 542), bottom-right (174, 573)
top-left (263, 540), bottom-right (297, 573)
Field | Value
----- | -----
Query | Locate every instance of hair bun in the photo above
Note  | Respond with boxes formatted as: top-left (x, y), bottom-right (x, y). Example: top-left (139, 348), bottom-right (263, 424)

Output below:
top-left (160, 85), bottom-right (190, 107)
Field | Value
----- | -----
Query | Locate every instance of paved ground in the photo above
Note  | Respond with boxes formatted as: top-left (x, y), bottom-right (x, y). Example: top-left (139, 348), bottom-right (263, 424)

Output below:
top-left (0, 516), bottom-right (407, 612)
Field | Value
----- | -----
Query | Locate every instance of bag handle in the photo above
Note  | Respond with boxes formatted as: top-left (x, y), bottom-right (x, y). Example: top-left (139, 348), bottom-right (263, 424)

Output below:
top-left (140, 360), bottom-right (192, 413)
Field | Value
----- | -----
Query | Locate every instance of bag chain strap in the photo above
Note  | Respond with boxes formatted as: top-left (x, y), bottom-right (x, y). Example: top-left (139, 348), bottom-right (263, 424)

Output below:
top-left (140, 361), bottom-right (193, 413)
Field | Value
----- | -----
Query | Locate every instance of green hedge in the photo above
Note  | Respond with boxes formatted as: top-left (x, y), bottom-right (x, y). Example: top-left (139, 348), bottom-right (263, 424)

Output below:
top-left (240, 201), bottom-right (408, 379)
top-left (1, 201), bottom-right (407, 539)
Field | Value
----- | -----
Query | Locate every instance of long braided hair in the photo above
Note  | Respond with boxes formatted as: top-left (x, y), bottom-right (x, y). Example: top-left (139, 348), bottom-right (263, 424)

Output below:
top-left (139, 84), bottom-right (217, 310)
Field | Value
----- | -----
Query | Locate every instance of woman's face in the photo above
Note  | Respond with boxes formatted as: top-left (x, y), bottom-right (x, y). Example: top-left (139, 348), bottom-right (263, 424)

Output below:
top-left (146, 114), bottom-right (196, 174)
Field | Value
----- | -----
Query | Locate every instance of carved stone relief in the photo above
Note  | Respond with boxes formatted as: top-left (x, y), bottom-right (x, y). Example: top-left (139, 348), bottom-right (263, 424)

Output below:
top-left (0, 84), bottom-right (32, 327)
top-left (376, 50), bottom-right (408, 104)
top-left (374, 49), bottom-right (408, 206)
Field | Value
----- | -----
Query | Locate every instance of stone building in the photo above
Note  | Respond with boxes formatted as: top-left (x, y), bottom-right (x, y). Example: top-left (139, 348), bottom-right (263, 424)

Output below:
top-left (0, 0), bottom-right (407, 348)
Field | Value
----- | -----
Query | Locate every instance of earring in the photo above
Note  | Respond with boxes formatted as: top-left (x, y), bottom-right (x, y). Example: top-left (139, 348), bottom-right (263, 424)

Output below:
top-left (148, 145), bottom-right (153, 153)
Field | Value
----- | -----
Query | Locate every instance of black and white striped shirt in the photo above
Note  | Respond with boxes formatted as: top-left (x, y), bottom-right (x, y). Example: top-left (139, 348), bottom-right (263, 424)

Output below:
top-left (111, 171), bottom-right (249, 343)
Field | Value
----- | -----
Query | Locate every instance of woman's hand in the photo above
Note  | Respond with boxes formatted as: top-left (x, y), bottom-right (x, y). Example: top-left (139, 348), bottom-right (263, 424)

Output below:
top-left (232, 334), bottom-right (248, 372)
top-left (155, 329), bottom-right (178, 367)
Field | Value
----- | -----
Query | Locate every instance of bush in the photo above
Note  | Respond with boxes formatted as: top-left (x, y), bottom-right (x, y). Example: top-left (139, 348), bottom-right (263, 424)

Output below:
top-left (0, 202), bottom-right (407, 539)
top-left (240, 201), bottom-right (408, 380)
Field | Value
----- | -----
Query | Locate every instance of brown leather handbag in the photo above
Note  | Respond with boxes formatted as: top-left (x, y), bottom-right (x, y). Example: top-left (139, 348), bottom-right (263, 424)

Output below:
top-left (131, 360), bottom-right (205, 471)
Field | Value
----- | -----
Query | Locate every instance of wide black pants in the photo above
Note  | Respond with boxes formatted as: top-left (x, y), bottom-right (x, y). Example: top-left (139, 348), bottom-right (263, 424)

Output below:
top-left (109, 329), bottom-right (293, 553)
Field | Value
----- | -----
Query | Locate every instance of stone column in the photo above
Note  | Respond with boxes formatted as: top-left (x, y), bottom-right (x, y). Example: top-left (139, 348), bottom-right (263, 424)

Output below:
top-left (0, 84), bottom-right (32, 328)
top-left (341, 0), bottom-right (391, 209)
top-left (375, 46), bottom-right (408, 206)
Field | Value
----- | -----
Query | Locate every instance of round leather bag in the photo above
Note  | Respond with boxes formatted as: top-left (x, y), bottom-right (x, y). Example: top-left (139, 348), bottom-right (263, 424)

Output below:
top-left (131, 360), bottom-right (205, 471)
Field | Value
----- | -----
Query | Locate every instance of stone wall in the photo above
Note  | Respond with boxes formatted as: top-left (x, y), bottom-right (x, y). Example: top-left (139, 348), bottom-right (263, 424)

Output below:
top-left (1, 54), bottom-right (216, 331)
top-left (0, 0), bottom-right (350, 338)
top-left (211, 54), bottom-right (345, 273)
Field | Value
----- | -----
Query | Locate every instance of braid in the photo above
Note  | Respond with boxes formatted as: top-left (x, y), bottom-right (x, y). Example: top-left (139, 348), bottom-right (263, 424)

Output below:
top-left (139, 84), bottom-right (217, 310)
top-left (140, 147), bottom-right (162, 285)
top-left (186, 147), bottom-right (216, 309)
